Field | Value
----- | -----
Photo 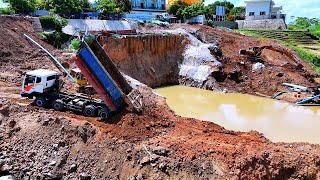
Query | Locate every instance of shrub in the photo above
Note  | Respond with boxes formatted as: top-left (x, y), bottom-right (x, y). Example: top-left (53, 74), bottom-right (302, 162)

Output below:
top-left (0, 8), bottom-right (11, 14)
top-left (39, 15), bottom-right (67, 32)
top-left (69, 39), bottom-right (80, 50)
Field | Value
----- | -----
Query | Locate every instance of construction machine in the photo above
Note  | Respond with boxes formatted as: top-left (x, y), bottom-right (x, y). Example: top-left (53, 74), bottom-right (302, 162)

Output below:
top-left (239, 45), bottom-right (303, 69)
top-left (21, 37), bottom-right (143, 118)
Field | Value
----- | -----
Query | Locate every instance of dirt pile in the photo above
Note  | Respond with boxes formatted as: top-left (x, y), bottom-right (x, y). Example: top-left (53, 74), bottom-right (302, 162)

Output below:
top-left (2, 88), bottom-right (320, 179)
top-left (0, 16), bottom-right (72, 84)
top-left (202, 27), bottom-right (319, 96)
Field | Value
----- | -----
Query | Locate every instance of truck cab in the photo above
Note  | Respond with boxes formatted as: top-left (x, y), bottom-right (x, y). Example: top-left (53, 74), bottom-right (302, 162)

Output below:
top-left (21, 69), bottom-right (60, 98)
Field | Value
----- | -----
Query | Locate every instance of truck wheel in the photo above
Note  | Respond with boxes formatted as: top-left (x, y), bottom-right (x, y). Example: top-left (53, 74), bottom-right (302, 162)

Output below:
top-left (83, 105), bottom-right (96, 117)
top-left (98, 108), bottom-right (109, 119)
top-left (52, 100), bottom-right (64, 111)
top-left (35, 97), bottom-right (46, 107)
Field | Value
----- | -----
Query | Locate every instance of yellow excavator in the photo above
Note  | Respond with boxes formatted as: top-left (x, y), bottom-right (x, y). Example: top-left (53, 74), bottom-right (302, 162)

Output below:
top-left (239, 45), bottom-right (303, 69)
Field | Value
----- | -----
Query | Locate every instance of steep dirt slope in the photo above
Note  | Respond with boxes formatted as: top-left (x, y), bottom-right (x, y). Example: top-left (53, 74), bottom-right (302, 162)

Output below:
top-left (100, 34), bottom-right (187, 88)
top-left (0, 16), bottom-right (72, 85)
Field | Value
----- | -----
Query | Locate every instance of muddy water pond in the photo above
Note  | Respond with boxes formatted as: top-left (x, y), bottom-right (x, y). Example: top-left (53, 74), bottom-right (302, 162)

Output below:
top-left (156, 85), bottom-right (320, 144)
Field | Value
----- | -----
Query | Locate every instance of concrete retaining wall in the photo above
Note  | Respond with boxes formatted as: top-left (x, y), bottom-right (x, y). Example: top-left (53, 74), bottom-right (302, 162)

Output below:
top-left (236, 19), bottom-right (287, 30)
top-left (212, 21), bottom-right (238, 29)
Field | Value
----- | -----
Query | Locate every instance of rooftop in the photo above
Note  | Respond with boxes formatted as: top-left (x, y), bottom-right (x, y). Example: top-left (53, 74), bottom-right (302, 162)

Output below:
top-left (26, 69), bottom-right (59, 77)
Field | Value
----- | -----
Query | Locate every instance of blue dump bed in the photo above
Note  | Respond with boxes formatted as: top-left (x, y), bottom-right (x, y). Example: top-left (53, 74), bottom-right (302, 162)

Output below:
top-left (77, 44), bottom-right (124, 110)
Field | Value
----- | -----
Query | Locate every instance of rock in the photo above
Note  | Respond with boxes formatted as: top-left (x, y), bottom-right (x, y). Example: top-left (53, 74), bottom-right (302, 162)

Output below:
top-left (53, 144), bottom-right (59, 151)
top-left (14, 127), bottom-right (21, 132)
top-left (252, 63), bottom-right (265, 71)
top-left (276, 72), bottom-right (284, 77)
top-left (150, 155), bottom-right (159, 163)
top-left (153, 146), bottom-right (169, 156)
top-left (8, 120), bottom-right (16, 128)
top-left (140, 156), bottom-right (150, 166)
top-left (0, 159), bottom-right (5, 166)
top-left (126, 148), bottom-right (132, 153)
top-left (58, 140), bottom-right (66, 147)
top-left (126, 154), bottom-right (132, 161)
top-left (159, 162), bottom-right (167, 171)
top-left (0, 164), bottom-right (13, 172)
top-left (43, 172), bottom-right (53, 179)
top-left (79, 173), bottom-right (91, 180)
top-left (68, 164), bottom-right (77, 173)
top-left (42, 120), bottom-right (49, 126)
top-left (136, 173), bottom-right (144, 180)
top-left (0, 105), bottom-right (10, 117)
top-left (48, 161), bottom-right (56, 166)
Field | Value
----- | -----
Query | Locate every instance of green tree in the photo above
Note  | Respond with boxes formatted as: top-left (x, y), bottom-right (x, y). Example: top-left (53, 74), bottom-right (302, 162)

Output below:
top-left (167, 1), bottom-right (188, 19)
top-left (228, 6), bottom-right (245, 20)
top-left (48, 0), bottom-right (82, 14)
top-left (295, 17), bottom-right (312, 28)
top-left (36, 0), bottom-right (44, 9)
top-left (182, 3), bottom-right (204, 19)
top-left (79, 0), bottom-right (92, 9)
top-left (203, 4), bottom-right (215, 19)
top-left (98, 0), bottom-right (130, 14)
top-left (288, 17), bottom-right (320, 38)
top-left (98, 0), bottom-right (120, 14)
top-left (114, 0), bottom-right (131, 13)
top-left (5, 0), bottom-right (37, 14)
top-left (205, 1), bottom-right (234, 15)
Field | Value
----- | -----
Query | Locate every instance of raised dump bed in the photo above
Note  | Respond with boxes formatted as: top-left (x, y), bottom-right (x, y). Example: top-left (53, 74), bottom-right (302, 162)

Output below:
top-left (75, 39), bottom-right (143, 113)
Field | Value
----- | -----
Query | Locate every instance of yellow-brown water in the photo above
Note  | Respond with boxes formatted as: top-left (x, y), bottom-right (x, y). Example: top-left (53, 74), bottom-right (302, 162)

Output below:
top-left (156, 85), bottom-right (320, 144)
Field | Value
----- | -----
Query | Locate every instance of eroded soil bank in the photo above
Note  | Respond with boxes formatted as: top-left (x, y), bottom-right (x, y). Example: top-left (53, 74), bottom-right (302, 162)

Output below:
top-left (1, 16), bottom-right (320, 179)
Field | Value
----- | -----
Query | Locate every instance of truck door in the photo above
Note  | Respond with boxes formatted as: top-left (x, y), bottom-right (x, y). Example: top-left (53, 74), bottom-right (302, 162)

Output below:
top-left (23, 75), bottom-right (36, 92)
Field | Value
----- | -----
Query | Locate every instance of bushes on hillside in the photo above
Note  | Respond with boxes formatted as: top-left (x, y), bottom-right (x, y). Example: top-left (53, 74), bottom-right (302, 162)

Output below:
top-left (39, 15), bottom-right (67, 32)
top-left (39, 15), bottom-right (69, 48)
top-left (0, 8), bottom-right (11, 14)
top-left (289, 17), bottom-right (320, 38)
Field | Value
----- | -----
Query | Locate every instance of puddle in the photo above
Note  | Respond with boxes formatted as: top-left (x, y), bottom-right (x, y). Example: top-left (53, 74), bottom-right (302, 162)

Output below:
top-left (156, 85), bottom-right (320, 144)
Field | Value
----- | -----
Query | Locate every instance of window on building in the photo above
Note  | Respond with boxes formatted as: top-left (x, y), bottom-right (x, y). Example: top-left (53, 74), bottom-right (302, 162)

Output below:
top-left (249, 12), bottom-right (255, 16)
top-left (260, 11), bottom-right (266, 15)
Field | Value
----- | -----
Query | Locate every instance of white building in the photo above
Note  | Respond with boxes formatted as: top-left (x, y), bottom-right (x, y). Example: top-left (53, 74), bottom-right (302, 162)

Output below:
top-left (245, 0), bottom-right (285, 20)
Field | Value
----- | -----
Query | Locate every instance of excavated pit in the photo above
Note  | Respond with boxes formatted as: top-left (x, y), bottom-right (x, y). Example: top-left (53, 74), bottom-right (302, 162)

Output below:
top-left (100, 34), bottom-right (187, 88)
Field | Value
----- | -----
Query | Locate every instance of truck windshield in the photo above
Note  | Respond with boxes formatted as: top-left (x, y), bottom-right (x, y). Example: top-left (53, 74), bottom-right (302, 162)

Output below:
top-left (24, 75), bottom-right (36, 87)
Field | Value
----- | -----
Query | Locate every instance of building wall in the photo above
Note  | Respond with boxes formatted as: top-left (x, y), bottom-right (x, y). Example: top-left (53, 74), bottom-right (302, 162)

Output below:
top-left (245, 1), bottom-right (272, 16)
top-left (132, 0), bottom-right (166, 9)
top-left (236, 19), bottom-right (287, 30)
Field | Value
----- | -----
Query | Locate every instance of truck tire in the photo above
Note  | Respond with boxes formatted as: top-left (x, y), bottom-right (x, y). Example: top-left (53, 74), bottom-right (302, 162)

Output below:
top-left (35, 97), bottom-right (46, 107)
top-left (52, 100), bottom-right (64, 111)
top-left (98, 108), bottom-right (109, 119)
top-left (83, 105), bottom-right (96, 117)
